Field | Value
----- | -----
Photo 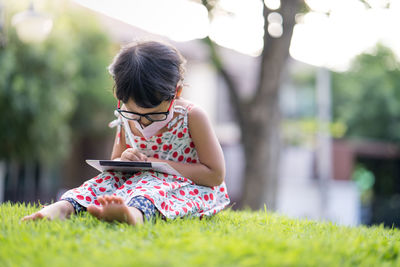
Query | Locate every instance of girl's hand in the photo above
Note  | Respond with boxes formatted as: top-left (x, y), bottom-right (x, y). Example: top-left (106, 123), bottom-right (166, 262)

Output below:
top-left (120, 148), bottom-right (148, 162)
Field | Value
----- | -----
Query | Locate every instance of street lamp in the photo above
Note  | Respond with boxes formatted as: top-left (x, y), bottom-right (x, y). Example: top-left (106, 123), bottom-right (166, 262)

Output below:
top-left (11, 1), bottom-right (53, 43)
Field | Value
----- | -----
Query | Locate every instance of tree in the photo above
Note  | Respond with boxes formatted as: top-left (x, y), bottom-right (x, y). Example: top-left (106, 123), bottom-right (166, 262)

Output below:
top-left (332, 44), bottom-right (400, 226)
top-left (201, 0), bottom-right (303, 209)
top-left (332, 44), bottom-right (400, 143)
top-left (0, 30), bottom-right (76, 163)
top-left (0, 0), bottom-right (115, 202)
top-left (0, 0), bottom-right (114, 164)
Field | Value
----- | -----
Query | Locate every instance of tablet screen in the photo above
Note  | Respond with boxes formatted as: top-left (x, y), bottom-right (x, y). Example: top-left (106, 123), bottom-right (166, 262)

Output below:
top-left (99, 160), bottom-right (152, 168)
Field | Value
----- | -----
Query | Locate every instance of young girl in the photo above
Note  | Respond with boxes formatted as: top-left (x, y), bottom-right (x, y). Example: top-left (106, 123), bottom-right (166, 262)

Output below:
top-left (22, 40), bottom-right (230, 225)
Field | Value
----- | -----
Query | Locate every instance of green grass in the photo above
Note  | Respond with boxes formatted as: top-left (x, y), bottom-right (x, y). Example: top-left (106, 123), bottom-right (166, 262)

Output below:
top-left (1, 202), bottom-right (400, 267)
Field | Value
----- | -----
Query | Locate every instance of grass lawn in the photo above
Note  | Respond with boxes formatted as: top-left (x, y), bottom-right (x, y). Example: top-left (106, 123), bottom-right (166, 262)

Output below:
top-left (1, 202), bottom-right (399, 267)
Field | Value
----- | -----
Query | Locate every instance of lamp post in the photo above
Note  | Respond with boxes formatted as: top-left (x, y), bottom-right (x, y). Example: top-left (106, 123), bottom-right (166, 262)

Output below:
top-left (11, 1), bottom-right (53, 43)
top-left (316, 67), bottom-right (333, 220)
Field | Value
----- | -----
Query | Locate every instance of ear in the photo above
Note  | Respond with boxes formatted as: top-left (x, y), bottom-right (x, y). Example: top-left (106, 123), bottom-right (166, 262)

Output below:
top-left (176, 85), bottom-right (183, 98)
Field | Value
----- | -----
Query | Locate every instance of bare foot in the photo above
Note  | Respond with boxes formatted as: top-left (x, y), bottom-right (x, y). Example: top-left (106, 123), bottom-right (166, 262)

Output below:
top-left (21, 200), bottom-right (74, 222)
top-left (87, 195), bottom-right (143, 225)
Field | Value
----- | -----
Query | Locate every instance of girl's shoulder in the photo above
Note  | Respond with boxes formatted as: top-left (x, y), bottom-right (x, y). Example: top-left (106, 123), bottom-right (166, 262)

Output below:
top-left (174, 98), bottom-right (196, 116)
top-left (175, 98), bottom-right (205, 116)
top-left (175, 98), bottom-right (195, 110)
top-left (174, 98), bottom-right (209, 127)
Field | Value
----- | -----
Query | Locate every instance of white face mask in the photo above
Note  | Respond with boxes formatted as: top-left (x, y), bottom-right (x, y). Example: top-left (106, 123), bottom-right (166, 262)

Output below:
top-left (133, 108), bottom-right (174, 140)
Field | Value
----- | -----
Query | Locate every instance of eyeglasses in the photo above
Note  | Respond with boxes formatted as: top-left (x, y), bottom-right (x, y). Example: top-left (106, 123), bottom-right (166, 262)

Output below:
top-left (116, 99), bottom-right (175, 122)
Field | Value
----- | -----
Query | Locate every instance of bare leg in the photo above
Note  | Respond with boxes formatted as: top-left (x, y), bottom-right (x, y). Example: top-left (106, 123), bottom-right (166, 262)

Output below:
top-left (21, 200), bottom-right (75, 222)
top-left (87, 195), bottom-right (144, 225)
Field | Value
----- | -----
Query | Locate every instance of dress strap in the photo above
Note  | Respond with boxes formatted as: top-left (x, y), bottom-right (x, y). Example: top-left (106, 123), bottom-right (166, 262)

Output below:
top-left (121, 117), bottom-right (137, 148)
top-left (167, 105), bottom-right (186, 129)
top-left (183, 104), bottom-right (194, 126)
top-left (108, 110), bottom-right (136, 148)
top-left (108, 110), bottom-right (122, 144)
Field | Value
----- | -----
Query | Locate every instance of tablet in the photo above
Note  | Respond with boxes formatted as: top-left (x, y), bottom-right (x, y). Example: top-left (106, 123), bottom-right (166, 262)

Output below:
top-left (86, 159), bottom-right (181, 176)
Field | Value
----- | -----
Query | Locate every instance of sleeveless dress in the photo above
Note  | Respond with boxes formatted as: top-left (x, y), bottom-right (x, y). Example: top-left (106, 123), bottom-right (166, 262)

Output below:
top-left (61, 105), bottom-right (230, 220)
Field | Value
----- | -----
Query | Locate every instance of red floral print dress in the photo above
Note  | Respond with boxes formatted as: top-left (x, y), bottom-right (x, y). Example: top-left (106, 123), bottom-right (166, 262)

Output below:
top-left (61, 105), bottom-right (230, 219)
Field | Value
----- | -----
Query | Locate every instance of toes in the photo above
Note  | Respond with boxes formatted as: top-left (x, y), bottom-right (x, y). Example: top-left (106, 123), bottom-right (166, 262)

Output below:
top-left (114, 197), bottom-right (123, 204)
top-left (87, 205), bottom-right (102, 219)
top-left (100, 195), bottom-right (124, 205)
top-left (104, 195), bottom-right (112, 204)
top-left (97, 197), bottom-right (106, 206)
top-left (34, 213), bottom-right (45, 219)
top-left (109, 195), bottom-right (123, 204)
top-left (21, 215), bottom-right (32, 222)
top-left (108, 195), bottom-right (118, 204)
top-left (21, 212), bottom-right (44, 222)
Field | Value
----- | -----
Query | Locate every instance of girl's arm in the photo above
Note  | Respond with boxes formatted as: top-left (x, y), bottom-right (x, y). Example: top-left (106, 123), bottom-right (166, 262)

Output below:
top-left (110, 127), bottom-right (125, 160)
top-left (149, 106), bottom-right (226, 188)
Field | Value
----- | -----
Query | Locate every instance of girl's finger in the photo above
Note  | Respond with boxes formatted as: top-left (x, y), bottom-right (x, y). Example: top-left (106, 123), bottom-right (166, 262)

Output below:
top-left (123, 151), bottom-right (138, 161)
top-left (126, 152), bottom-right (137, 161)
top-left (135, 150), bottom-right (147, 161)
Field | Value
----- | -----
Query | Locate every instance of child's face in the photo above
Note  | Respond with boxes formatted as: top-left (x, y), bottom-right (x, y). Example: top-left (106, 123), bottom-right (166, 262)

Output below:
top-left (123, 99), bottom-right (172, 127)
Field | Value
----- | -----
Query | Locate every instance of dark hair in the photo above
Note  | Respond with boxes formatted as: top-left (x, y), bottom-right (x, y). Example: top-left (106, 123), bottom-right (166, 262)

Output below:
top-left (109, 40), bottom-right (186, 108)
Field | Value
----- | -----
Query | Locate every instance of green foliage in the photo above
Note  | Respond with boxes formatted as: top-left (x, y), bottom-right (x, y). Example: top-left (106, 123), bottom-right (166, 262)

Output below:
top-left (352, 164), bottom-right (375, 192)
top-left (282, 118), bottom-right (347, 147)
top-left (1, 203), bottom-right (400, 266)
top-left (332, 44), bottom-right (400, 143)
top-left (51, 6), bottom-right (116, 138)
top-left (0, 0), bottom-right (115, 163)
top-left (352, 164), bottom-right (375, 205)
top-left (0, 31), bottom-right (76, 163)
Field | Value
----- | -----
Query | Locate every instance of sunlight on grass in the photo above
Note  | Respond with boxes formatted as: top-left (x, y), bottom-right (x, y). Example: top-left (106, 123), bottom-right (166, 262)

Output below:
top-left (1, 202), bottom-right (400, 266)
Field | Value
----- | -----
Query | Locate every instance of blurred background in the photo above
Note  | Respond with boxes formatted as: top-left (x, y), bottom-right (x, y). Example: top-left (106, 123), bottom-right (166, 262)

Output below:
top-left (1, 0), bottom-right (400, 227)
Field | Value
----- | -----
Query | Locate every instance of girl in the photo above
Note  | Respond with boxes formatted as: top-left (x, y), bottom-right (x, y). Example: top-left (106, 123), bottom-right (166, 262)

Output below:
top-left (22, 40), bottom-right (230, 225)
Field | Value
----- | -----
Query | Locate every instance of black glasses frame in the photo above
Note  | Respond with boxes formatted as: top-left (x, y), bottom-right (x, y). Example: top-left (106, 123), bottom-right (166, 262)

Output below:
top-left (116, 109), bottom-right (170, 122)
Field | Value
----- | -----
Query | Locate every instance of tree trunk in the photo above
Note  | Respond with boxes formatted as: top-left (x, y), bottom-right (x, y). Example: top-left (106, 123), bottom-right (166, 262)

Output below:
top-left (240, 0), bottom-right (302, 210)
top-left (240, 98), bottom-right (281, 210)
top-left (202, 0), bottom-right (303, 210)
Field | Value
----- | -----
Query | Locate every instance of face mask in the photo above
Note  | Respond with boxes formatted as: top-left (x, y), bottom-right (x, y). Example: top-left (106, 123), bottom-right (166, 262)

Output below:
top-left (133, 107), bottom-right (174, 140)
